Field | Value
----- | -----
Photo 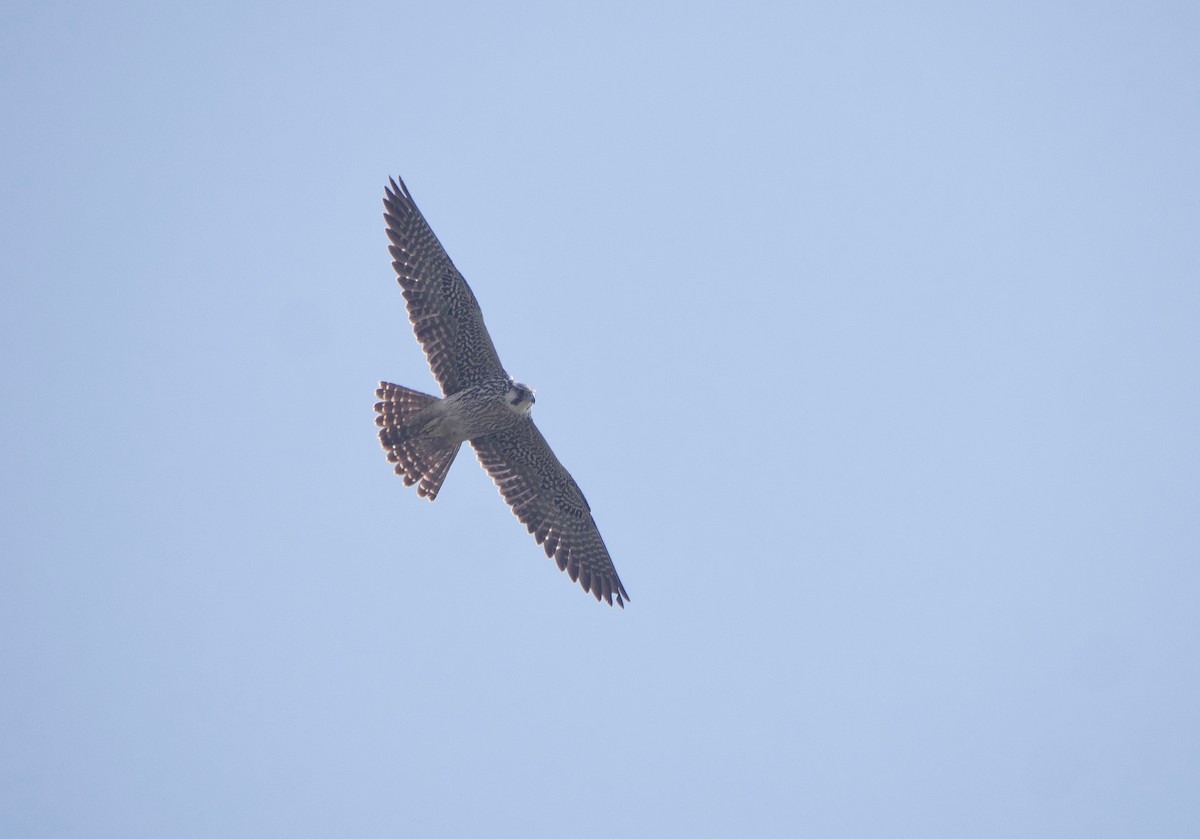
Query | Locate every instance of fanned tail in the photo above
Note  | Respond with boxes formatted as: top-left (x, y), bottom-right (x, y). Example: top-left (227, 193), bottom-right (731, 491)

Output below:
top-left (374, 381), bottom-right (460, 500)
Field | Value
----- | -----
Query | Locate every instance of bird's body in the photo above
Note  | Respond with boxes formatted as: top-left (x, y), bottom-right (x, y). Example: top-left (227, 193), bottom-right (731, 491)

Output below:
top-left (374, 176), bottom-right (628, 607)
top-left (391, 377), bottom-right (534, 447)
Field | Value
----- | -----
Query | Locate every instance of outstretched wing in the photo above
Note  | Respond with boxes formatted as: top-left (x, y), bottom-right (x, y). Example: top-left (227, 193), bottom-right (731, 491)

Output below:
top-left (383, 177), bottom-right (507, 395)
top-left (472, 419), bottom-right (629, 607)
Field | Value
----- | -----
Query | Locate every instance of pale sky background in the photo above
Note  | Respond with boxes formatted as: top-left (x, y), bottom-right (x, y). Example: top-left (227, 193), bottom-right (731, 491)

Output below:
top-left (2, 2), bottom-right (1198, 837)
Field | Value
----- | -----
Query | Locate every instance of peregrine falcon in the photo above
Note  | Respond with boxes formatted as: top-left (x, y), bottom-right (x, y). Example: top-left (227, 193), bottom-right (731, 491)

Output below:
top-left (374, 176), bottom-right (629, 607)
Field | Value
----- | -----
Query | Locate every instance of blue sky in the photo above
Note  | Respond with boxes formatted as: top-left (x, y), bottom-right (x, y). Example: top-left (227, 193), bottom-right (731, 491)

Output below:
top-left (2, 1), bottom-right (1198, 836)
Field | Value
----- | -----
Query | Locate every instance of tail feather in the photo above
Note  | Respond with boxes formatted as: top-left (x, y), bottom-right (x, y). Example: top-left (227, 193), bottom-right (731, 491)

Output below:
top-left (374, 381), bottom-right (460, 500)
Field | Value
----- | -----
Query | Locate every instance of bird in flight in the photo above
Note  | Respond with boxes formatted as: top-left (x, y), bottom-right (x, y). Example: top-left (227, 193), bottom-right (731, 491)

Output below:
top-left (374, 176), bottom-right (629, 607)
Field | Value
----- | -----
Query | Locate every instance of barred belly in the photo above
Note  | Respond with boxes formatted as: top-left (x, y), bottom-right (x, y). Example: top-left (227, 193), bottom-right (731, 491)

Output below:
top-left (443, 377), bottom-right (528, 440)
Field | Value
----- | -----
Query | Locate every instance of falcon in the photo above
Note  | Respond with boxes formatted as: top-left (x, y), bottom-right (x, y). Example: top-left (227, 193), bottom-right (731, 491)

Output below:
top-left (374, 176), bottom-right (629, 607)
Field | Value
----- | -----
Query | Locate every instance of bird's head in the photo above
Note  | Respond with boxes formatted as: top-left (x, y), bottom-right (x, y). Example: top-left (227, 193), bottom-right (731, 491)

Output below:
top-left (506, 380), bottom-right (536, 416)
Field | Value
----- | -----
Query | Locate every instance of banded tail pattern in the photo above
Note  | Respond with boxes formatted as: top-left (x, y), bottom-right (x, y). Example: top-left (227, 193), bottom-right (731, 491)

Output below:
top-left (374, 382), bottom-right (461, 500)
